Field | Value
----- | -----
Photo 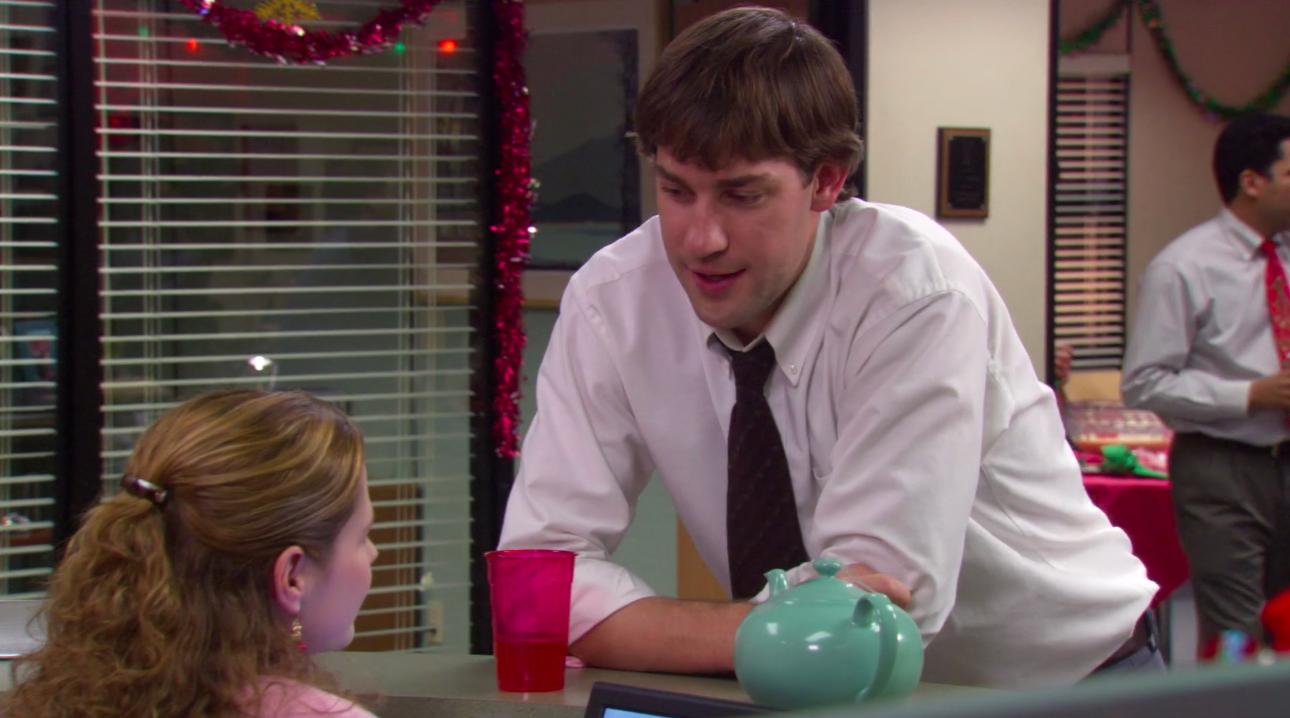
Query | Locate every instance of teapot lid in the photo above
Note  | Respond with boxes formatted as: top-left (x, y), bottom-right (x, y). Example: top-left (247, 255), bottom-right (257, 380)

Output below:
top-left (769, 557), bottom-right (870, 605)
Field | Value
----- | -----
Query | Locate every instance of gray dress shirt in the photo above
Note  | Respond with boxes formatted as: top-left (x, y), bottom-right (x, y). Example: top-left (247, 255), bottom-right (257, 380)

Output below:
top-left (1121, 209), bottom-right (1290, 446)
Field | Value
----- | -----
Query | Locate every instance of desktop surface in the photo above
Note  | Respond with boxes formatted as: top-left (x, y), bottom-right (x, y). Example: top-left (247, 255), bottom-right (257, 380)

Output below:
top-left (826, 661), bottom-right (1290, 718)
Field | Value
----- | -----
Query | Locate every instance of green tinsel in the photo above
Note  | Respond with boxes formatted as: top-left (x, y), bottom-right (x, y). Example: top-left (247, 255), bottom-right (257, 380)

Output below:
top-left (1059, 0), bottom-right (1290, 121)
top-left (1058, 0), bottom-right (1129, 56)
top-left (1135, 0), bottom-right (1290, 121)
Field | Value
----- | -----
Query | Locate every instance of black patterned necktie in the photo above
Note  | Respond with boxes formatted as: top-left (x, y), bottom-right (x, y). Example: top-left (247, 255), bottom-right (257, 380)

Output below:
top-left (725, 341), bottom-right (810, 600)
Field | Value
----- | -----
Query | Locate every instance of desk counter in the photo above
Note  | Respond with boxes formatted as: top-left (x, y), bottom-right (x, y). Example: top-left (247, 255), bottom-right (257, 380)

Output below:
top-left (316, 653), bottom-right (986, 718)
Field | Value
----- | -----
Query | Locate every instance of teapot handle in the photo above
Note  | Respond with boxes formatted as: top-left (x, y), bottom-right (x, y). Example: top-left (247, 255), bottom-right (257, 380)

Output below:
top-left (852, 593), bottom-right (898, 703)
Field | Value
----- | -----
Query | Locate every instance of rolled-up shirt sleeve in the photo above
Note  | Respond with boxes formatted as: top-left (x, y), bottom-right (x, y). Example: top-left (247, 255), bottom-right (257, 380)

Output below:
top-left (1121, 262), bottom-right (1252, 420)
top-left (808, 290), bottom-right (988, 643)
top-left (498, 287), bottom-right (658, 642)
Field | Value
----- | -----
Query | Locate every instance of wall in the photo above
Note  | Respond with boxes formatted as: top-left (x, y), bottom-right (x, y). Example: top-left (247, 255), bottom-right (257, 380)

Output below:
top-left (1060, 0), bottom-right (1290, 321)
top-left (865, 0), bottom-right (1053, 373)
top-left (1123, 0), bottom-right (1290, 319)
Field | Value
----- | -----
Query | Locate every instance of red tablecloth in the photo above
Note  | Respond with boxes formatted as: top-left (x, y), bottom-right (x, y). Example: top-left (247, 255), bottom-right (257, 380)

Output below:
top-left (1083, 475), bottom-right (1190, 607)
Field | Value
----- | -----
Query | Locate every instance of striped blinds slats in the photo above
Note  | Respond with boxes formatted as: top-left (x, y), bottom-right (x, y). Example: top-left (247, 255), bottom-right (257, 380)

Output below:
top-left (1054, 73), bottom-right (1129, 371)
top-left (0, 0), bottom-right (58, 596)
top-left (94, 0), bottom-right (478, 653)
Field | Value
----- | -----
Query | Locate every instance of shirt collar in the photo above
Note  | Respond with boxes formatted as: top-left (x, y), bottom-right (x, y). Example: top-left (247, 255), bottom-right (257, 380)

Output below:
top-left (1220, 207), bottom-right (1275, 258)
top-left (706, 210), bottom-right (830, 387)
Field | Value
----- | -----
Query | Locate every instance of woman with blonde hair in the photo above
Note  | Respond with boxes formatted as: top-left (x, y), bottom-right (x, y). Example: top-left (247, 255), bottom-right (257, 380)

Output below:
top-left (4, 389), bottom-right (379, 718)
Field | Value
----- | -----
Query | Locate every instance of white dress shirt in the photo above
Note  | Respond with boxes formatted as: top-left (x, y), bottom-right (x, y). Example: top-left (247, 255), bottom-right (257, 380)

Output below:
top-left (500, 199), bottom-right (1156, 688)
top-left (1122, 209), bottom-right (1290, 446)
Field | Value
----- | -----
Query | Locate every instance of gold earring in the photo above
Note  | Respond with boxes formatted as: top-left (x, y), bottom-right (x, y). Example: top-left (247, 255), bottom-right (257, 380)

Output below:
top-left (291, 617), bottom-right (306, 652)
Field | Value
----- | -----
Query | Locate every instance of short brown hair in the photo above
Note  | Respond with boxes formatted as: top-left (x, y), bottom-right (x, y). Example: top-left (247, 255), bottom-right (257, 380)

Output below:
top-left (634, 6), bottom-right (864, 199)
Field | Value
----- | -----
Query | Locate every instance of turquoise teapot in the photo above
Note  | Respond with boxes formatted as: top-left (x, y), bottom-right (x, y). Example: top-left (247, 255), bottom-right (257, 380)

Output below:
top-left (733, 558), bottom-right (924, 709)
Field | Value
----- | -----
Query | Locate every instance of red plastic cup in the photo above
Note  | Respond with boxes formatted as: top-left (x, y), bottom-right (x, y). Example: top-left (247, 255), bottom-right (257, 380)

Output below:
top-left (486, 549), bottom-right (575, 692)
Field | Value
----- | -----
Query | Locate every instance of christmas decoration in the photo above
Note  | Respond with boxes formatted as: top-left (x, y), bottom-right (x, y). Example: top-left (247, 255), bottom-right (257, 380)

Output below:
top-left (254, 0), bottom-right (320, 25)
top-left (176, 0), bottom-right (533, 456)
top-left (1058, 0), bottom-right (1128, 56)
top-left (1263, 588), bottom-right (1290, 654)
top-left (176, 0), bottom-right (444, 65)
top-left (1059, 0), bottom-right (1290, 121)
top-left (1135, 0), bottom-right (1290, 121)
top-left (489, 0), bottom-right (532, 459)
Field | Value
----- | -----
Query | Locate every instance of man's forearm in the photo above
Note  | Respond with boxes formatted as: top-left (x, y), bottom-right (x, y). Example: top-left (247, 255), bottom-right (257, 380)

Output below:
top-left (569, 597), bottom-right (754, 674)
top-left (1121, 365), bottom-right (1250, 420)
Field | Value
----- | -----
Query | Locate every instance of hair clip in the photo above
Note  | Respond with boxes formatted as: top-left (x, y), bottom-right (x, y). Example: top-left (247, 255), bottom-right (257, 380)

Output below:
top-left (122, 475), bottom-right (168, 506)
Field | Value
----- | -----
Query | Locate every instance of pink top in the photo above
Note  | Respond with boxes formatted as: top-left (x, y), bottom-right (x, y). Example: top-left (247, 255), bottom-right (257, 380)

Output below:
top-left (254, 680), bottom-right (376, 718)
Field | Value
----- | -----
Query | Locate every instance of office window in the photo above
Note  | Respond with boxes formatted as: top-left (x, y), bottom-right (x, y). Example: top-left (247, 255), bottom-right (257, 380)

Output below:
top-left (1053, 72), bottom-right (1129, 371)
top-left (94, 0), bottom-right (478, 651)
top-left (0, 0), bottom-right (59, 597)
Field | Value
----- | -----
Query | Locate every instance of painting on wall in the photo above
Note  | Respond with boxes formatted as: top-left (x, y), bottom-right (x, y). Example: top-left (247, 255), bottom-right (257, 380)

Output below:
top-left (526, 29), bottom-right (640, 269)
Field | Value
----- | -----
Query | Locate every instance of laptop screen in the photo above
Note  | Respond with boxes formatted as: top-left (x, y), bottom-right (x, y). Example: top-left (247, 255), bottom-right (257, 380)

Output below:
top-left (604, 709), bottom-right (685, 718)
top-left (584, 682), bottom-right (777, 718)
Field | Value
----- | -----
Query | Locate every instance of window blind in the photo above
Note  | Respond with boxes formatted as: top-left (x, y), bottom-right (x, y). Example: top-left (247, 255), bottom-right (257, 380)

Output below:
top-left (1053, 73), bottom-right (1129, 371)
top-left (0, 0), bottom-right (59, 598)
top-left (95, 0), bottom-right (478, 652)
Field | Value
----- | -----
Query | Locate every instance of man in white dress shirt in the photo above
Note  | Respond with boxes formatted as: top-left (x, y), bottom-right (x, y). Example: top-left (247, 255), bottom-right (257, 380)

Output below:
top-left (500, 8), bottom-right (1156, 687)
top-left (1122, 113), bottom-right (1290, 659)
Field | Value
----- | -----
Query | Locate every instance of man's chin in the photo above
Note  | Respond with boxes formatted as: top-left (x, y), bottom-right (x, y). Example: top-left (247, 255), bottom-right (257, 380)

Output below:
top-left (680, 287), bottom-right (753, 333)
top-left (692, 307), bottom-right (744, 333)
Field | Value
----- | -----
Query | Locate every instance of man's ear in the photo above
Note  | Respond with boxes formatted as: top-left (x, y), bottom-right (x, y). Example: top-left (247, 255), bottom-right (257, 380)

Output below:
top-left (272, 546), bottom-right (308, 616)
top-left (1240, 168), bottom-right (1268, 200)
top-left (810, 161), bottom-right (849, 212)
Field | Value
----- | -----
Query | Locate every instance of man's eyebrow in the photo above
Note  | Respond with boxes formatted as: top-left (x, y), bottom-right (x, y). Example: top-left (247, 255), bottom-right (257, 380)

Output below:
top-left (655, 164), bottom-right (688, 186)
top-left (655, 165), bottom-right (775, 189)
top-left (716, 174), bottom-right (775, 189)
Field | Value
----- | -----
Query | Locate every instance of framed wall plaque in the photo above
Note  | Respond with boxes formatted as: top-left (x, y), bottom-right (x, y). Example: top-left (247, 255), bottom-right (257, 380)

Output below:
top-left (936, 127), bottom-right (990, 219)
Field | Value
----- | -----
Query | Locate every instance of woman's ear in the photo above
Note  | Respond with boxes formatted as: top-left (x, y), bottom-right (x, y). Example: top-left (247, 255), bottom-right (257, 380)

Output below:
top-left (272, 546), bottom-right (308, 616)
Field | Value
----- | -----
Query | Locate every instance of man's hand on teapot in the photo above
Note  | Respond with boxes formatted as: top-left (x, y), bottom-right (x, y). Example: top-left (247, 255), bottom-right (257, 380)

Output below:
top-left (835, 563), bottom-right (913, 610)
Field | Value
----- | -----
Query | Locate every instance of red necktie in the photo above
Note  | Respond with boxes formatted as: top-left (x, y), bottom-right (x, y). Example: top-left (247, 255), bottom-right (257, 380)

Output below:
top-left (1260, 240), bottom-right (1290, 425)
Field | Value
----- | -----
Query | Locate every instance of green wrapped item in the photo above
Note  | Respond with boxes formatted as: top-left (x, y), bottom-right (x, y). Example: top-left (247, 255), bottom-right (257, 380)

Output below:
top-left (1100, 444), bottom-right (1168, 479)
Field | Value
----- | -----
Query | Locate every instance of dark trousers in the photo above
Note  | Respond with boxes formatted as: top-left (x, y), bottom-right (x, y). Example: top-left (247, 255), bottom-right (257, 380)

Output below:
top-left (1087, 612), bottom-right (1166, 678)
top-left (1169, 432), bottom-right (1290, 644)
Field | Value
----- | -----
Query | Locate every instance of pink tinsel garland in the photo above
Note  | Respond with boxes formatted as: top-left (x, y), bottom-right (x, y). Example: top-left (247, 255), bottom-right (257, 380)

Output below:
top-left (488, 0), bottom-right (531, 459)
top-left (178, 0), bottom-right (531, 458)
top-left (177, 0), bottom-right (446, 64)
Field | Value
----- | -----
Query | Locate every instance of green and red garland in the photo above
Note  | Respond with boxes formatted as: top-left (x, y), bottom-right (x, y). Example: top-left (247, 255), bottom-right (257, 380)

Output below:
top-left (1061, 0), bottom-right (1290, 121)
top-left (178, 0), bottom-right (533, 458)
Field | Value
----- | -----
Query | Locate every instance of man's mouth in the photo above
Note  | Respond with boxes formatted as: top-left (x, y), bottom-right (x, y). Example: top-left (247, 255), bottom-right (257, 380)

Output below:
top-left (691, 269), bottom-right (744, 292)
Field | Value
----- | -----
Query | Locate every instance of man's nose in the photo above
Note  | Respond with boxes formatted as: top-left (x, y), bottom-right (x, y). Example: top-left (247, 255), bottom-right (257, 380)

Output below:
top-left (684, 202), bottom-right (728, 257)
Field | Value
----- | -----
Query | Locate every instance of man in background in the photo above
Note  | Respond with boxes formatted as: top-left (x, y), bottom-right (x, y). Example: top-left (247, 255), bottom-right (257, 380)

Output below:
top-left (1123, 112), bottom-right (1290, 659)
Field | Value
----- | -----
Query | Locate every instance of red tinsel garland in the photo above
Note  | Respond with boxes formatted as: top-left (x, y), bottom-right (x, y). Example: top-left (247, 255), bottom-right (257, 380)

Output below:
top-left (489, 0), bottom-right (531, 459)
top-left (176, 0), bottom-right (444, 64)
top-left (178, 0), bottom-right (532, 458)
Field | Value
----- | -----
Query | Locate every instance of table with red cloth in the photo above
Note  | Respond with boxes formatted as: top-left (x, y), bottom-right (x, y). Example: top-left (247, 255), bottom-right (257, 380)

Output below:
top-left (1064, 400), bottom-right (1189, 604)
top-left (1082, 475), bottom-right (1190, 608)
top-left (1062, 400), bottom-right (1190, 658)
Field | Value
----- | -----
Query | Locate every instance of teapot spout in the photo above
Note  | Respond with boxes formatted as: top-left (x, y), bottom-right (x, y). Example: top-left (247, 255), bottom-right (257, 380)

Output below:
top-left (764, 568), bottom-right (789, 598)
